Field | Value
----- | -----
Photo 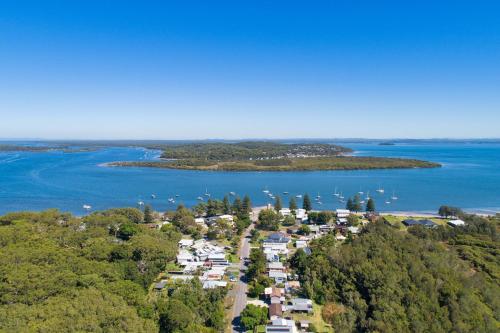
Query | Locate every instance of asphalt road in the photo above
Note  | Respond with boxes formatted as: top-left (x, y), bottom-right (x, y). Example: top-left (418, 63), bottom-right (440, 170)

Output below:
top-left (231, 208), bottom-right (261, 332)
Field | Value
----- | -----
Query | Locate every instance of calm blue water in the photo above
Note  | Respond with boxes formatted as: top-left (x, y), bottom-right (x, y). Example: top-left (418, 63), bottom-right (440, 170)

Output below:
top-left (0, 142), bottom-right (499, 215)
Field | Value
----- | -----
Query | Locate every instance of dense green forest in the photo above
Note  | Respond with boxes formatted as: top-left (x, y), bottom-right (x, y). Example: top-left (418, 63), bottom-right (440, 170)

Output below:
top-left (291, 214), bottom-right (499, 332)
top-left (0, 209), bottom-right (225, 332)
top-left (157, 142), bottom-right (351, 160)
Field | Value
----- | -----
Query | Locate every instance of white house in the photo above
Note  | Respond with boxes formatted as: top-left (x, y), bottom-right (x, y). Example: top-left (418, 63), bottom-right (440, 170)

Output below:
top-left (202, 280), bottom-right (228, 289)
top-left (176, 250), bottom-right (195, 265)
top-left (178, 239), bottom-right (194, 248)
top-left (336, 217), bottom-right (348, 225)
top-left (336, 209), bottom-right (350, 218)
top-left (295, 240), bottom-right (308, 249)
top-left (279, 208), bottom-right (292, 216)
top-left (263, 243), bottom-right (289, 256)
top-left (448, 219), bottom-right (465, 227)
top-left (269, 271), bottom-right (287, 284)
top-left (295, 209), bottom-right (308, 222)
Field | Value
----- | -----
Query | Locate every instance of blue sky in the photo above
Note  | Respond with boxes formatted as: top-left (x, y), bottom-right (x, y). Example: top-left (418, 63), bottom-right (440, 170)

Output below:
top-left (1, 1), bottom-right (499, 139)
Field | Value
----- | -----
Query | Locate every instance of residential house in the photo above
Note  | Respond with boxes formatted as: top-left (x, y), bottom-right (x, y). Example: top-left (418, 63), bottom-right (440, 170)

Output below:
top-left (265, 287), bottom-right (285, 303)
top-left (295, 209), bottom-right (308, 223)
top-left (263, 243), bottom-right (289, 256)
top-left (268, 303), bottom-right (283, 321)
top-left (448, 219), bottom-right (465, 227)
top-left (267, 261), bottom-right (286, 273)
top-left (202, 280), bottom-right (227, 289)
top-left (178, 239), bottom-right (194, 249)
top-left (269, 271), bottom-right (287, 284)
top-left (265, 318), bottom-right (298, 333)
top-left (176, 250), bottom-right (195, 265)
top-left (279, 208), bottom-right (292, 217)
top-left (285, 281), bottom-right (300, 294)
top-left (336, 209), bottom-right (350, 218)
top-left (295, 240), bottom-right (308, 249)
top-left (205, 214), bottom-right (234, 226)
top-left (265, 232), bottom-right (290, 244)
top-left (291, 298), bottom-right (313, 313)
top-left (265, 251), bottom-right (281, 262)
top-left (154, 280), bottom-right (167, 291)
top-left (207, 253), bottom-right (229, 267)
top-left (336, 217), bottom-right (348, 225)
top-left (402, 219), bottom-right (437, 228)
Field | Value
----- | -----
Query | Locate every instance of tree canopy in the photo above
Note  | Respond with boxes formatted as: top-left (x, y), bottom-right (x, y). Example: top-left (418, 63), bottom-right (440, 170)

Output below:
top-left (290, 215), bottom-right (500, 333)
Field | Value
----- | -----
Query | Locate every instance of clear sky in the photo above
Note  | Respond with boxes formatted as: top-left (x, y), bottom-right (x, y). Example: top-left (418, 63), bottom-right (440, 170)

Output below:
top-left (1, 1), bottom-right (499, 139)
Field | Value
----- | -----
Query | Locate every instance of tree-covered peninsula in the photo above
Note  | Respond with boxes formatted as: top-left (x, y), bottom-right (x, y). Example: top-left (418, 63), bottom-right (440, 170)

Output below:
top-left (109, 142), bottom-right (440, 171)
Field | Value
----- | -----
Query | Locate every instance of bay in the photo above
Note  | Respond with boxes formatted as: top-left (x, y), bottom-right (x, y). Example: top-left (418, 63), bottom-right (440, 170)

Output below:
top-left (0, 142), bottom-right (499, 215)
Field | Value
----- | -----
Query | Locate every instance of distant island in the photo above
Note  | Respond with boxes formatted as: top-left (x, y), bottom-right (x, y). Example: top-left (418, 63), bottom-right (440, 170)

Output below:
top-left (0, 144), bottom-right (96, 153)
top-left (109, 142), bottom-right (441, 171)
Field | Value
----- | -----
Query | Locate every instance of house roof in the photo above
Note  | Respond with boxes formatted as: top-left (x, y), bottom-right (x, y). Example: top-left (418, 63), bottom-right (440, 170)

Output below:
top-left (265, 232), bottom-right (290, 243)
top-left (267, 262), bottom-right (284, 269)
top-left (154, 281), bottom-right (167, 290)
top-left (448, 219), bottom-right (465, 227)
top-left (292, 298), bottom-right (312, 305)
top-left (269, 303), bottom-right (283, 317)
top-left (269, 271), bottom-right (287, 278)
top-left (403, 219), bottom-right (437, 227)
top-left (271, 287), bottom-right (284, 297)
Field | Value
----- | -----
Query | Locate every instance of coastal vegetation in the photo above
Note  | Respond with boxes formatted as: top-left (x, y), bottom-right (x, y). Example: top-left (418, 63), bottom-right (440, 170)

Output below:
top-left (0, 208), bottom-right (227, 332)
top-left (290, 213), bottom-right (500, 332)
top-left (108, 142), bottom-right (440, 171)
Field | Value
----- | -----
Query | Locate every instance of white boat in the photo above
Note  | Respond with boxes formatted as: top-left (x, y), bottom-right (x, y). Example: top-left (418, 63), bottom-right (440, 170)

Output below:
top-left (365, 191), bottom-right (371, 200)
top-left (318, 201), bottom-right (323, 205)
top-left (263, 186), bottom-right (270, 194)
top-left (360, 200), bottom-right (366, 204)
top-left (168, 198), bottom-right (175, 203)
top-left (175, 194), bottom-right (180, 197)
top-left (197, 196), bottom-right (204, 201)
top-left (339, 192), bottom-right (344, 200)
top-left (83, 204), bottom-right (92, 211)
top-left (138, 201), bottom-right (144, 206)
top-left (229, 191), bottom-right (236, 196)
top-left (391, 191), bottom-right (398, 200)
top-left (333, 187), bottom-right (339, 196)
top-left (204, 188), bottom-right (210, 197)
top-left (385, 200), bottom-right (391, 204)
top-left (376, 186), bottom-right (385, 194)
top-left (151, 194), bottom-right (156, 199)
top-left (283, 191), bottom-right (289, 195)
top-left (295, 194), bottom-right (302, 199)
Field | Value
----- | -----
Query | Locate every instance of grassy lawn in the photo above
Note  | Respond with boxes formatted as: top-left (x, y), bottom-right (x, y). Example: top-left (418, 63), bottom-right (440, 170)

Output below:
top-left (291, 303), bottom-right (333, 333)
top-left (227, 253), bottom-right (240, 263)
top-left (383, 215), bottom-right (406, 229)
top-left (246, 325), bottom-right (266, 333)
